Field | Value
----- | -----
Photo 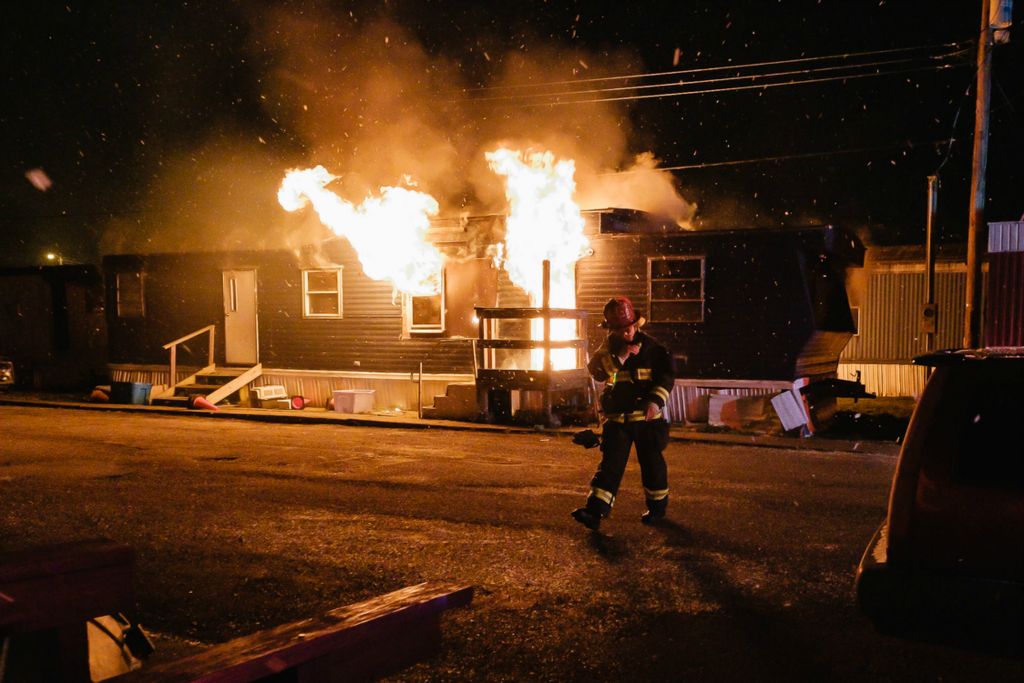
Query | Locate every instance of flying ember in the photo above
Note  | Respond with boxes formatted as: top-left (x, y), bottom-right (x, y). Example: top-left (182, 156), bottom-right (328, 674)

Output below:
top-left (485, 148), bottom-right (589, 369)
top-left (278, 165), bottom-right (443, 296)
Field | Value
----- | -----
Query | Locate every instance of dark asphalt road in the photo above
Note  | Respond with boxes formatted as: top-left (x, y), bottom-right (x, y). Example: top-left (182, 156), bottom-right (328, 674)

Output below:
top-left (1, 405), bottom-right (1019, 681)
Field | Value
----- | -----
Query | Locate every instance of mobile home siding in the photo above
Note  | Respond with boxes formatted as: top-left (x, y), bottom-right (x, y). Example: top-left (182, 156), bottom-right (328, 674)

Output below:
top-left (105, 253), bottom-right (226, 367)
top-left (106, 246), bottom-right (477, 375)
top-left (576, 230), bottom-right (844, 381)
top-left (984, 252), bottom-right (1024, 347)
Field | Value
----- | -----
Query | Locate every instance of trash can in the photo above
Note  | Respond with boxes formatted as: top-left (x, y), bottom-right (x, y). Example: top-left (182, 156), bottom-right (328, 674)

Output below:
top-left (110, 381), bottom-right (152, 405)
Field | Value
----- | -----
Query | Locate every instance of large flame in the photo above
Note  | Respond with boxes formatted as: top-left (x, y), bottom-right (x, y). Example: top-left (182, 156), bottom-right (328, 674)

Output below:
top-left (485, 148), bottom-right (589, 370)
top-left (278, 166), bottom-right (443, 296)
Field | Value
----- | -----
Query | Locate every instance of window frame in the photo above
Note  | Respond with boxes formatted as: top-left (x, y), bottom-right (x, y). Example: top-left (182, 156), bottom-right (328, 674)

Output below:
top-left (302, 268), bottom-right (343, 319)
top-left (647, 255), bottom-right (705, 324)
top-left (403, 269), bottom-right (445, 336)
top-left (115, 270), bottom-right (145, 318)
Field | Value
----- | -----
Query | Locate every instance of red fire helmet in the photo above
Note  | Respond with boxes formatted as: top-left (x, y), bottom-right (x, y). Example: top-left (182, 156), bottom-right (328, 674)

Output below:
top-left (601, 296), bottom-right (645, 329)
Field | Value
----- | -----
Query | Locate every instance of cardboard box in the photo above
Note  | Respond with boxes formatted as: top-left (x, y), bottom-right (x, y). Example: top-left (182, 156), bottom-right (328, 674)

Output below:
top-left (263, 398), bottom-right (292, 410)
top-left (333, 389), bottom-right (375, 414)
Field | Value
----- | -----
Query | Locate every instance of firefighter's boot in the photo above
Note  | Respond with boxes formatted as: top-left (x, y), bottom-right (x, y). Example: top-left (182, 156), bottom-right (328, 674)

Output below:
top-left (641, 496), bottom-right (668, 526)
top-left (571, 507), bottom-right (601, 530)
top-left (571, 495), bottom-right (610, 531)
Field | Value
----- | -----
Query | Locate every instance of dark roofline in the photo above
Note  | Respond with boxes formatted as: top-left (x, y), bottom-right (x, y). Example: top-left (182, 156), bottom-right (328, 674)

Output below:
top-left (864, 243), bottom-right (968, 264)
top-left (0, 264), bottom-right (99, 281)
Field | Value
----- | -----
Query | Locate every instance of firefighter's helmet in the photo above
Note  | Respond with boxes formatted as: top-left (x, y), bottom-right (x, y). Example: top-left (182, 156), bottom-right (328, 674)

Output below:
top-left (600, 296), bottom-right (645, 329)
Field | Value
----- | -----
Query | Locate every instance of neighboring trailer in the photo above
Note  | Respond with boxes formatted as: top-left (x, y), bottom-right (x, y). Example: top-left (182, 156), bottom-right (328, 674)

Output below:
top-left (985, 221), bottom-right (1024, 348)
top-left (839, 221), bottom-right (1023, 399)
top-left (838, 245), bottom-right (968, 398)
top-left (0, 264), bottom-right (106, 389)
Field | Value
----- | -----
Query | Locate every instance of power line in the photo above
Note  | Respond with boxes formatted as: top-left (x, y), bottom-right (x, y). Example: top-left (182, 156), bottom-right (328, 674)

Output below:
top-left (451, 41), bottom-right (968, 94)
top-left (461, 49), bottom-right (969, 104)
top-left (497, 62), bottom-right (969, 108)
top-left (602, 140), bottom-right (949, 174)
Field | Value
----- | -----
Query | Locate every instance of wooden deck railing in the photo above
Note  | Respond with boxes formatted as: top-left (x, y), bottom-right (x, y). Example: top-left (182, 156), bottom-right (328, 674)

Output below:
top-left (162, 324), bottom-right (216, 391)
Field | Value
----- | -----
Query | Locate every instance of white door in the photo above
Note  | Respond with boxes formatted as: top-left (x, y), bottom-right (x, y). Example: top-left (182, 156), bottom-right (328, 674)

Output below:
top-left (223, 269), bottom-right (258, 365)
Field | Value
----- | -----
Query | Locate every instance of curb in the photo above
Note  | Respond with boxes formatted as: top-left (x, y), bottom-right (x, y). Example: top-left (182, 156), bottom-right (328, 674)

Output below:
top-left (0, 395), bottom-right (900, 457)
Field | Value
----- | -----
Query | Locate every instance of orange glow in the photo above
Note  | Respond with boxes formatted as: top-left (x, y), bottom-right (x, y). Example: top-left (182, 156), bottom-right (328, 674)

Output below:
top-left (485, 148), bottom-right (589, 369)
top-left (278, 165), bottom-right (443, 296)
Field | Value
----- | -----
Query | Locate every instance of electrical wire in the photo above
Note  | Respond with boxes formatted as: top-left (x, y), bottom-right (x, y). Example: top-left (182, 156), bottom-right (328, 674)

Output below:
top-left (600, 140), bottom-right (948, 175)
top-left (452, 41), bottom-right (968, 94)
top-left (497, 62), bottom-right (970, 108)
top-left (933, 76), bottom-right (974, 176)
top-left (463, 49), bottom-right (970, 104)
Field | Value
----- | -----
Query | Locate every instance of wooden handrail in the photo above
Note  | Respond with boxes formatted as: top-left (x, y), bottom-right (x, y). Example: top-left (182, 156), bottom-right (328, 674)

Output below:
top-left (162, 324), bottom-right (217, 350)
top-left (163, 324), bottom-right (216, 389)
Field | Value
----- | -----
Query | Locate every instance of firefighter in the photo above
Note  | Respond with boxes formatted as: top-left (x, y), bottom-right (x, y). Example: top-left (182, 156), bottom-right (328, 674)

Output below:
top-left (571, 296), bottom-right (676, 530)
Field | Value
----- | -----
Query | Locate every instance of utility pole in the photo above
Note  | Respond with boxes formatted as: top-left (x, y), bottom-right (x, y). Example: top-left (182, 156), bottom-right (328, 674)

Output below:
top-left (923, 175), bottom-right (939, 356)
top-left (964, 0), bottom-right (994, 349)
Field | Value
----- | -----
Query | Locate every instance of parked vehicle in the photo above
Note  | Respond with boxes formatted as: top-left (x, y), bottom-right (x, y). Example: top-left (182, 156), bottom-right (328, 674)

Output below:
top-left (855, 347), bottom-right (1024, 656)
top-left (0, 357), bottom-right (14, 387)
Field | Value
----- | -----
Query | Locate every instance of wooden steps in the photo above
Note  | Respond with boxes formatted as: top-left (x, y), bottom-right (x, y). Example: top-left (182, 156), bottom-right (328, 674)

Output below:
top-left (151, 364), bottom-right (262, 408)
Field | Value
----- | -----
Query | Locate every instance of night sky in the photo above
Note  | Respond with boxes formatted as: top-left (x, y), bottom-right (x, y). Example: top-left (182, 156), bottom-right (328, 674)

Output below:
top-left (2, 1), bottom-right (1022, 267)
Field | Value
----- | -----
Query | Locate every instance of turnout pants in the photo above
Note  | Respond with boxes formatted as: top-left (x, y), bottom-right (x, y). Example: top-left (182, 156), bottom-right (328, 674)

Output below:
top-left (586, 419), bottom-right (670, 517)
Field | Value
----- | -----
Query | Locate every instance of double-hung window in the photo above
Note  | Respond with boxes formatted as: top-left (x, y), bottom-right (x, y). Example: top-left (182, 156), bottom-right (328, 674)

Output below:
top-left (116, 271), bottom-right (145, 318)
top-left (303, 268), bottom-right (343, 318)
top-left (648, 256), bottom-right (705, 323)
top-left (403, 270), bottom-right (445, 335)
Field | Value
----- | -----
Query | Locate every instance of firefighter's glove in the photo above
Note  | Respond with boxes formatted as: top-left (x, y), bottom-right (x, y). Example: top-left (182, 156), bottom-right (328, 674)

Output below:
top-left (572, 429), bottom-right (601, 449)
top-left (607, 334), bottom-right (629, 357)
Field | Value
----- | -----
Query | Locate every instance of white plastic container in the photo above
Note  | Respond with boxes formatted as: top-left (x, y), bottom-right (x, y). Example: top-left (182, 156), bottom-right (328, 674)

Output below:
top-left (333, 389), bottom-right (375, 414)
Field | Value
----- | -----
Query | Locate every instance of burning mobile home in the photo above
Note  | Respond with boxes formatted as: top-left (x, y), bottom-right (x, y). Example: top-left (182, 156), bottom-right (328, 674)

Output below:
top-left (100, 146), bottom-right (862, 427)
top-left (102, 207), bottom-right (863, 428)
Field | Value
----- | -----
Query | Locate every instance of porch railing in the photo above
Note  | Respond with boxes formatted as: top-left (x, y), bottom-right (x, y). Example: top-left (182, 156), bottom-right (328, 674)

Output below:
top-left (163, 324), bottom-right (216, 390)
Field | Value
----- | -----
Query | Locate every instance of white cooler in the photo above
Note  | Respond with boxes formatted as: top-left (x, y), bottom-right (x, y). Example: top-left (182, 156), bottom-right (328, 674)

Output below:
top-left (333, 389), bottom-right (375, 414)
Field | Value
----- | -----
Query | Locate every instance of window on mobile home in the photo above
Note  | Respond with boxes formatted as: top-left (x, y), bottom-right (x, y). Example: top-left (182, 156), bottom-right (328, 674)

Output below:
top-left (302, 268), bottom-right (343, 318)
top-left (116, 271), bottom-right (145, 318)
top-left (403, 270), bottom-right (445, 335)
top-left (648, 256), bottom-right (704, 323)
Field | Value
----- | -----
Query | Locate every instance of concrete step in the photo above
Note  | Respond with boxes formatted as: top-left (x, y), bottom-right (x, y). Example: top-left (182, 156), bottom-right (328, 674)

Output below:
top-left (424, 383), bottom-right (478, 420)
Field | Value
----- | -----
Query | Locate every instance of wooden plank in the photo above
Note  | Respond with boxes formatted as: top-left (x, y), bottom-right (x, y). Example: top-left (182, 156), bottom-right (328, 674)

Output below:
top-left (206, 363), bottom-right (263, 405)
top-left (0, 539), bottom-right (135, 633)
top-left (0, 539), bottom-right (131, 583)
top-left (474, 307), bottom-right (588, 320)
top-left (476, 339), bottom-right (585, 350)
top-left (114, 582), bottom-right (473, 683)
top-left (477, 368), bottom-right (590, 391)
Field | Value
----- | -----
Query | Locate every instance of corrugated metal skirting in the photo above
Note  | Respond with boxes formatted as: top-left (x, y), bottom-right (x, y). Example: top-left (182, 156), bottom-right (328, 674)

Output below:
top-left (836, 363), bottom-right (927, 398)
top-left (110, 365), bottom-right (470, 413)
top-left (984, 252), bottom-right (1024, 347)
top-left (256, 372), bottom-right (460, 411)
top-left (666, 380), bottom-right (792, 423)
top-left (988, 221), bottom-right (1024, 253)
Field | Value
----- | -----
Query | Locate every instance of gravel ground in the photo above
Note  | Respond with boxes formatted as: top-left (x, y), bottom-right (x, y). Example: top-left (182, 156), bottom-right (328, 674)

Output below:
top-left (3, 405), bottom-right (1019, 682)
